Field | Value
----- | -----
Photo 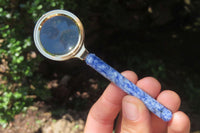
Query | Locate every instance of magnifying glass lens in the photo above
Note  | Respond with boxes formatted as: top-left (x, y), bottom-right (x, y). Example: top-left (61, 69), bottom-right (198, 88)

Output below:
top-left (40, 15), bottom-right (80, 55)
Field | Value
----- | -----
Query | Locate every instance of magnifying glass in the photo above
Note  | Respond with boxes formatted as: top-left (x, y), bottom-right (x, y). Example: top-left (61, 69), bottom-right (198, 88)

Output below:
top-left (34, 10), bottom-right (172, 121)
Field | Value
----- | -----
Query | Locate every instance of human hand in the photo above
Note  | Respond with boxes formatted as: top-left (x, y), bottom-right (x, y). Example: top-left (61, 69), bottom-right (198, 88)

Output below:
top-left (84, 71), bottom-right (190, 133)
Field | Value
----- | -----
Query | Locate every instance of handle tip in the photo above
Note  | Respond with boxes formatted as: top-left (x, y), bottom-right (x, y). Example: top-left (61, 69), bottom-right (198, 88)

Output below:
top-left (161, 109), bottom-right (173, 122)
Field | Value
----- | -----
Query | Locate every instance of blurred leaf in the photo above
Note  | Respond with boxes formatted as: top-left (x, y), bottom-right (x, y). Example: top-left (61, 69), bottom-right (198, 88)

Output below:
top-left (13, 92), bottom-right (22, 99)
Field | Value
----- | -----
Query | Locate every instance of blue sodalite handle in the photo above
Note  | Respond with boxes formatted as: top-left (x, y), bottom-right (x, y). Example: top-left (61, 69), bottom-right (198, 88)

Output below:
top-left (85, 53), bottom-right (172, 121)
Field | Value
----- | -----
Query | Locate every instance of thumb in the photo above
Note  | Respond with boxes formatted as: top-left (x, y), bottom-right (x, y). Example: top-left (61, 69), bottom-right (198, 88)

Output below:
top-left (121, 95), bottom-right (152, 133)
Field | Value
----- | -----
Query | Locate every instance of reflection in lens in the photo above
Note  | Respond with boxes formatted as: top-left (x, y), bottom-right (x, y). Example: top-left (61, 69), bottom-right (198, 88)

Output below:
top-left (40, 15), bottom-right (79, 55)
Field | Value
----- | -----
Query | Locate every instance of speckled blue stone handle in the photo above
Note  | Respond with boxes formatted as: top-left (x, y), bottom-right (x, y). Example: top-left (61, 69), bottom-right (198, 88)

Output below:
top-left (85, 53), bottom-right (172, 121)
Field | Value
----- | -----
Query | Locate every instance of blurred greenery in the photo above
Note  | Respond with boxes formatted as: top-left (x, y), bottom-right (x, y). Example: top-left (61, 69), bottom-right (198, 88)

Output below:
top-left (0, 0), bottom-right (200, 130)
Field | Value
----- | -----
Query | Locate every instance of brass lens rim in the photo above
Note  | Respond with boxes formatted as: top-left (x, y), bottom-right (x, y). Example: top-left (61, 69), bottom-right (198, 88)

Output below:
top-left (34, 10), bottom-right (84, 61)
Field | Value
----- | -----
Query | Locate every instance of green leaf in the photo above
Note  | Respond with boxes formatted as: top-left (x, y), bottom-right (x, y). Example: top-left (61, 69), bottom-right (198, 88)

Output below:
top-left (36, 120), bottom-right (42, 124)
top-left (16, 56), bottom-right (24, 64)
top-left (51, 2), bottom-right (56, 7)
top-left (13, 92), bottom-right (22, 99)
top-left (15, 46), bottom-right (22, 52)
top-left (0, 119), bottom-right (8, 128)
top-left (37, 5), bottom-right (43, 10)
top-left (0, 8), bottom-right (3, 12)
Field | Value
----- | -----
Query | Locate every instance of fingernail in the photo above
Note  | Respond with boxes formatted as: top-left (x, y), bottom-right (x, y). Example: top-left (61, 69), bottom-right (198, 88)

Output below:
top-left (123, 101), bottom-right (139, 121)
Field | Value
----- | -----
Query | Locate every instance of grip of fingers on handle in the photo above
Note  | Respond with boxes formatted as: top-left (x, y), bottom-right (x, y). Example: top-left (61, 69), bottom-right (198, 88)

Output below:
top-left (85, 53), bottom-right (172, 122)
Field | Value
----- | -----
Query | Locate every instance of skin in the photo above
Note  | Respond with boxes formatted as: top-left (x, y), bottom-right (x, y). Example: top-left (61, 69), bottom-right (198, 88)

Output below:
top-left (84, 70), bottom-right (190, 133)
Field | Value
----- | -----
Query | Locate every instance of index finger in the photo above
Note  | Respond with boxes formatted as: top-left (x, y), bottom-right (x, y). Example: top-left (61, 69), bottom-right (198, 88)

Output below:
top-left (84, 71), bottom-right (138, 133)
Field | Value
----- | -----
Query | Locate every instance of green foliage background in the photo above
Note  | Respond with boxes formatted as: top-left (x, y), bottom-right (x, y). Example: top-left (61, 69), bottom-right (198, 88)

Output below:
top-left (0, 0), bottom-right (200, 128)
